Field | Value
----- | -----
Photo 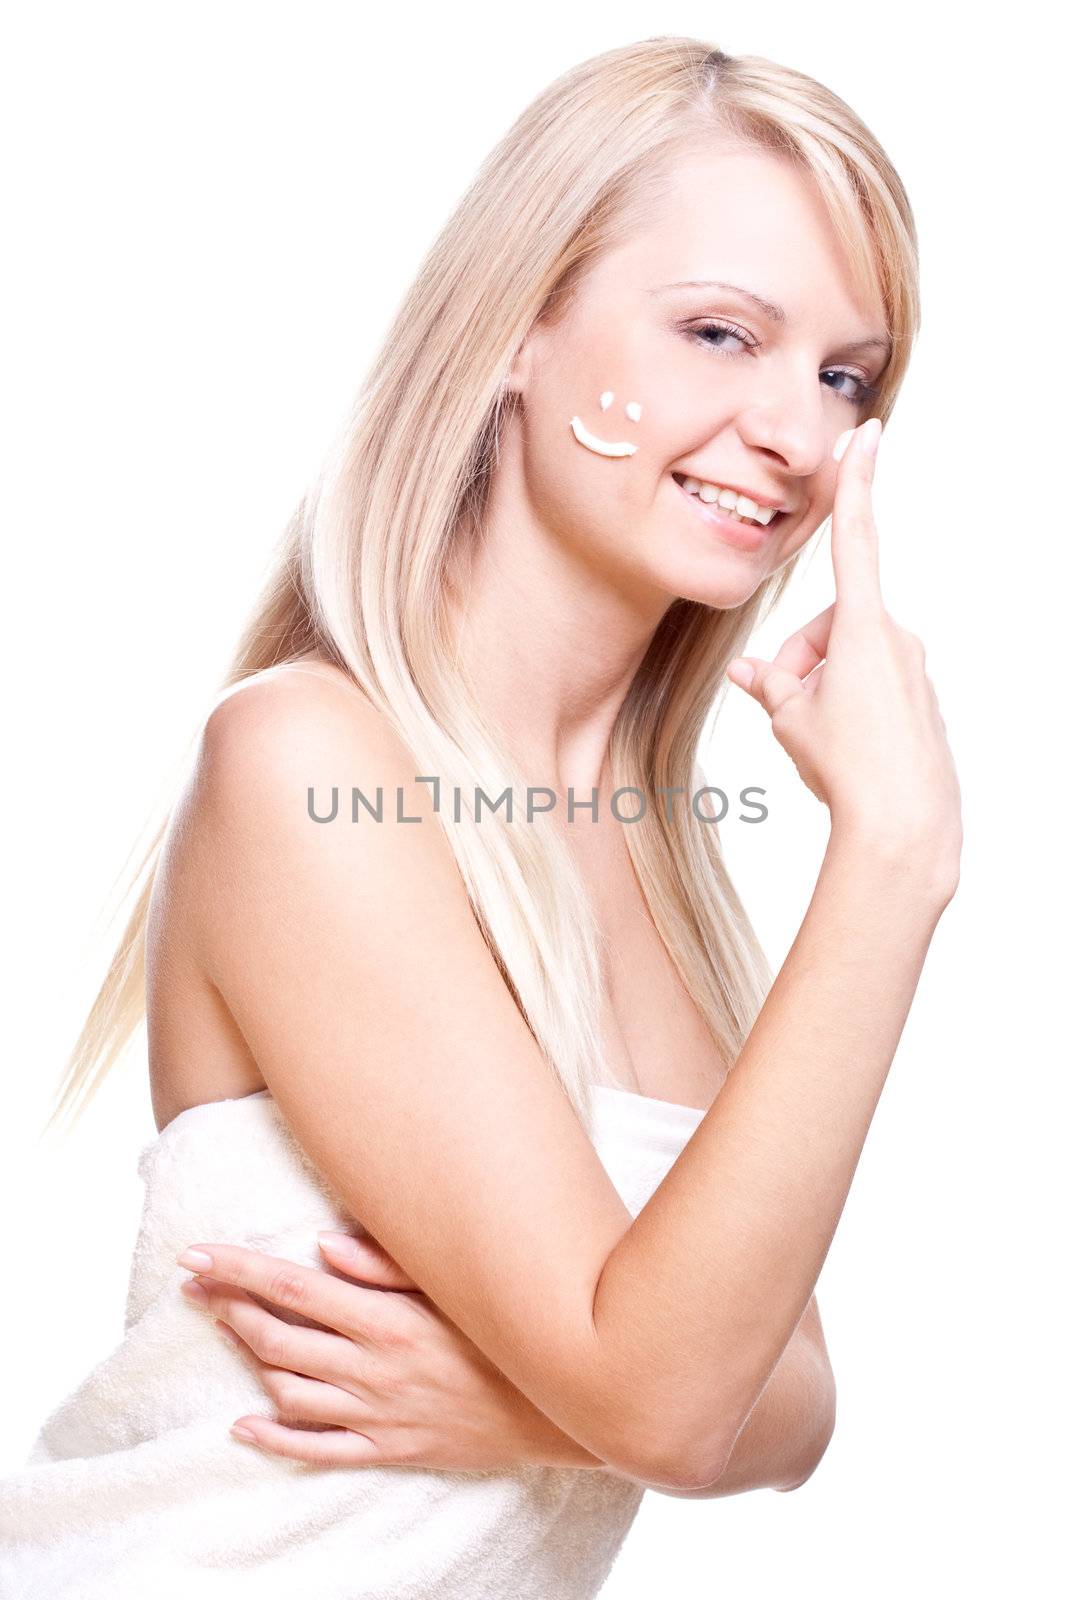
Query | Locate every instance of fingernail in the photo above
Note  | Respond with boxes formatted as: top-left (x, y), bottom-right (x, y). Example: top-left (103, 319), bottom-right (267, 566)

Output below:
top-left (317, 1230), bottom-right (360, 1257)
top-left (832, 428), bottom-right (855, 463)
top-left (181, 1279), bottom-right (208, 1303)
top-left (177, 1249), bottom-right (214, 1270)
top-left (727, 660), bottom-right (755, 689)
top-left (862, 418), bottom-right (882, 457)
top-left (230, 1423), bottom-right (258, 1444)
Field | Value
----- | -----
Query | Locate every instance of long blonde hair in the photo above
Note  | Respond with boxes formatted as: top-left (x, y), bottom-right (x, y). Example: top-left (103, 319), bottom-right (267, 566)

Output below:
top-left (47, 36), bottom-right (919, 1136)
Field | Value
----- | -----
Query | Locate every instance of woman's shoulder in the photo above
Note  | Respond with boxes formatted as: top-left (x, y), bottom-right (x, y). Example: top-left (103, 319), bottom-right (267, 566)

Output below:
top-left (149, 654), bottom-right (452, 1123)
top-left (204, 653), bottom-right (387, 746)
top-left (160, 654), bottom-right (441, 942)
top-left (196, 655), bottom-right (422, 804)
top-left (185, 652), bottom-right (448, 883)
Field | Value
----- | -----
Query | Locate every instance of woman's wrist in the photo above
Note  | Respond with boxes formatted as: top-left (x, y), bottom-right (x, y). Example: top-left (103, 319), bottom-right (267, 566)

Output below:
top-left (824, 815), bottom-right (960, 918)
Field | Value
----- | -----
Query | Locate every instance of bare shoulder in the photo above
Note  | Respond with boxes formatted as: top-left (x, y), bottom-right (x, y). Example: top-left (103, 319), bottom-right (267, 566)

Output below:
top-left (201, 658), bottom-right (407, 782)
top-left (196, 657), bottom-right (437, 825)
top-left (176, 656), bottom-right (468, 965)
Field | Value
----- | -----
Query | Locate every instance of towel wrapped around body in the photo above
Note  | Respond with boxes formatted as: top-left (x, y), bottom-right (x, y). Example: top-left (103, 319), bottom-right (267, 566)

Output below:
top-left (0, 1083), bottom-right (705, 1599)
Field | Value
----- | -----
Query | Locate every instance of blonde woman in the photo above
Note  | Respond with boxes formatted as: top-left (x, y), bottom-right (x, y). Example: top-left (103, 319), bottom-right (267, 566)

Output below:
top-left (1, 35), bottom-right (961, 1599)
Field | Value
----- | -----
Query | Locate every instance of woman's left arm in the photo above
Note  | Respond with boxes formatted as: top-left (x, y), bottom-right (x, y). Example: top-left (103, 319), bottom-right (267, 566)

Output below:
top-left (179, 1232), bottom-right (833, 1493)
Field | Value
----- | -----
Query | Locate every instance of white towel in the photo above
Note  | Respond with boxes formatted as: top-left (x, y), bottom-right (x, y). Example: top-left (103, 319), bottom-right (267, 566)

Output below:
top-left (0, 1084), bottom-right (704, 1599)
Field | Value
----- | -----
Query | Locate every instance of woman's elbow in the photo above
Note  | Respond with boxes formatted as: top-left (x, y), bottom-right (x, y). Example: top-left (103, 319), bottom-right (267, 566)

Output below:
top-left (613, 1418), bottom-right (733, 1494)
top-left (566, 1337), bottom-right (735, 1491)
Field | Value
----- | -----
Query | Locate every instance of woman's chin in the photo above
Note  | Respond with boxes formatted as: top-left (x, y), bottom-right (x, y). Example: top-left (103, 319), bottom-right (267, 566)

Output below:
top-left (638, 514), bottom-right (780, 610)
top-left (658, 560), bottom-right (770, 612)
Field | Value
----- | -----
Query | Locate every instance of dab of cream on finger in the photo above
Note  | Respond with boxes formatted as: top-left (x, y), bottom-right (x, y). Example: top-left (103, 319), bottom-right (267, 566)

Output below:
top-left (832, 428), bottom-right (855, 462)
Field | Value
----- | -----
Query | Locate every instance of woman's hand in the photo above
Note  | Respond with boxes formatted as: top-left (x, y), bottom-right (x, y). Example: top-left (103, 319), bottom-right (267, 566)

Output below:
top-left (178, 1231), bottom-right (601, 1472)
top-left (726, 419), bottom-right (962, 898)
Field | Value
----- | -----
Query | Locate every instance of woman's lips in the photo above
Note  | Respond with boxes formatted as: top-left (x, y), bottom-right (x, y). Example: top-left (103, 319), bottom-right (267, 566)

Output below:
top-left (671, 473), bottom-right (783, 552)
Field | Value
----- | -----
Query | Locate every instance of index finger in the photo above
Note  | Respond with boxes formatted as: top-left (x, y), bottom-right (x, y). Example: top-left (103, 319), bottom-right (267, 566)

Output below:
top-left (830, 418), bottom-right (884, 614)
top-left (177, 1242), bottom-right (370, 1339)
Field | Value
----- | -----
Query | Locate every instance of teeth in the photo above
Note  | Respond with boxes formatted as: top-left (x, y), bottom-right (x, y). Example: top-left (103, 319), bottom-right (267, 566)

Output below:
top-left (678, 475), bottom-right (780, 527)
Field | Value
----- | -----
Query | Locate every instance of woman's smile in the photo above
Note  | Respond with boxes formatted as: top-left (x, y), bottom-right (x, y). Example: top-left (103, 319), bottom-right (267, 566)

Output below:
top-left (669, 470), bottom-right (788, 552)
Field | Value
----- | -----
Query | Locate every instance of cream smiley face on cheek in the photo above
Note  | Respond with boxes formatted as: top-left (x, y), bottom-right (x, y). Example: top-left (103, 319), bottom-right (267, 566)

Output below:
top-left (569, 391), bottom-right (643, 458)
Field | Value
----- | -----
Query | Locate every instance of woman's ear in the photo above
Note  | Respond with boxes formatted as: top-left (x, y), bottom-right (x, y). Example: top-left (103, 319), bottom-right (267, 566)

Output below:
top-left (504, 338), bottom-right (533, 398)
top-left (504, 319), bottom-right (550, 398)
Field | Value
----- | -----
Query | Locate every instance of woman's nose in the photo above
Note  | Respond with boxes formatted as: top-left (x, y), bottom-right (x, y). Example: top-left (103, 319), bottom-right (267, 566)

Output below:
top-left (733, 402), bottom-right (827, 480)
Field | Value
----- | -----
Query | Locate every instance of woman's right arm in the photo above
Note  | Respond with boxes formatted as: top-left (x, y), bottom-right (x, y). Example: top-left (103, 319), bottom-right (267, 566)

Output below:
top-left (180, 428), bottom-right (960, 1494)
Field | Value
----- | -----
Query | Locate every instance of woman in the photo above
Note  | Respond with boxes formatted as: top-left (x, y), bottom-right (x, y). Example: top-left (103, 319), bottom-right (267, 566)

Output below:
top-left (1, 34), bottom-right (961, 1599)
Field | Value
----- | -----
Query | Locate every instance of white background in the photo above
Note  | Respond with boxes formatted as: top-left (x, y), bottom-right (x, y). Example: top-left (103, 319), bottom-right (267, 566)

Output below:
top-left (3, 2), bottom-right (1063, 1595)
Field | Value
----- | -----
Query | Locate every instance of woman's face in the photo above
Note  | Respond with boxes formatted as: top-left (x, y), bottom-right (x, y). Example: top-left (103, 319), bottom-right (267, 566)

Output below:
top-left (509, 140), bottom-right (891, 612)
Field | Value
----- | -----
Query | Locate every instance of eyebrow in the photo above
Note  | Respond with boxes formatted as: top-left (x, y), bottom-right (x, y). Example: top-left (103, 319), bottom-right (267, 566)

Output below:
top-left (650, 279), bottom-right (892, 356)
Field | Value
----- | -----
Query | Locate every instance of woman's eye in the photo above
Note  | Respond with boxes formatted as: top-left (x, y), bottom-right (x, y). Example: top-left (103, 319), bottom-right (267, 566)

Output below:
top-left (821, 368), bottom-right (879, 406)
top-left (690, 321), bottom-right (752, 356)
top-left (689, 322), bottom-right (880, 409)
